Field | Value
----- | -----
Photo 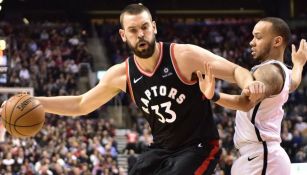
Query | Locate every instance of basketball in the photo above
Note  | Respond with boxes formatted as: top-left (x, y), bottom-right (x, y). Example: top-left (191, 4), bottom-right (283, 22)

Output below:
top-left (1, 93), bottom-right (45, 138)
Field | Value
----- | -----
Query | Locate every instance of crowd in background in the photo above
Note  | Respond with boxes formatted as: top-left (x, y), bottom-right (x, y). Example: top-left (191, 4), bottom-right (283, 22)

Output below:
top-left (0, 17), bottom-right (306, 175)
top-left (0, 117), bottom-right (121, 175)
top-left (0, 21), bottom-right (93, 96)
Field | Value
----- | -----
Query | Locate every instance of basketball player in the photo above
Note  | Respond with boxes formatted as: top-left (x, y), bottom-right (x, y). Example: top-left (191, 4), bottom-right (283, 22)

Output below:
top-left (0, 4), bottom-right (265, 175)
top-left (198, 17), bottom-right (307, 175)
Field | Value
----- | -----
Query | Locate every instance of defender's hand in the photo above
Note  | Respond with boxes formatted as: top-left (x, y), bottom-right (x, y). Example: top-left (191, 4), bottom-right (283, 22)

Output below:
top-left (197, 62), bottom-right (215, 99)
top-left (292, 39), bottom-right (307, 67)
top-left (242, 81), bottom-right (266, 102)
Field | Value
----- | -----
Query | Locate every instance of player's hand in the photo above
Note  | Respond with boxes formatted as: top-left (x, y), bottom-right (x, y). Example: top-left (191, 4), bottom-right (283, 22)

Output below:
top-left (197, 62), bottom-right (215, 99)
top-left (292, 39), bottom-right (307, 67)
top-left (242, 81), bottom-right (266, 102)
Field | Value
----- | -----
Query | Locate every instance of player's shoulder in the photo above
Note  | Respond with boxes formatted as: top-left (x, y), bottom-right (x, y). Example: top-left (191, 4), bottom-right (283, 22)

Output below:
top-left (171, 43), bottom-right (199, 59)
top-left (254, 63), bottom-right (284, 78)
top-left (253, 63), bottom-right (284, 95)
top-left (99, 62), bottom-right (127, 91)
top-left (107, 62), bottom-right (127, 84)
top-left (172, 43), bottom-right (196, 51)
top-left (109, 62), bottom-right (126, 75)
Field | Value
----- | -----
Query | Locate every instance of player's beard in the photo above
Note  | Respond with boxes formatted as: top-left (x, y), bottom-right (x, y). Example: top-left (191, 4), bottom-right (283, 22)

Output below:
top-left (127, 36), bottom-right (156, 59)
top-left (253, 42), bottom-right (272, 62)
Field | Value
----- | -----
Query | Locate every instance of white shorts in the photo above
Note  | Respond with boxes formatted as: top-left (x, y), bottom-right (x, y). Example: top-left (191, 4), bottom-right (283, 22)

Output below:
top-left (231, 142), bottom-right (291, 175)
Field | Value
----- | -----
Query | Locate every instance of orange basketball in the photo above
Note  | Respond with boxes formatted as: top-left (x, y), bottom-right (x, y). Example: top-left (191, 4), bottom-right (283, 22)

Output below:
top-left (1, 93), bottom-right (45, 138)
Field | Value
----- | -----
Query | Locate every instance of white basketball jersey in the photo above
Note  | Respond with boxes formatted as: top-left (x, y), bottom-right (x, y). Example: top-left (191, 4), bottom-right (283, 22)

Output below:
top-left (234, 60), bottom-right (291, 149)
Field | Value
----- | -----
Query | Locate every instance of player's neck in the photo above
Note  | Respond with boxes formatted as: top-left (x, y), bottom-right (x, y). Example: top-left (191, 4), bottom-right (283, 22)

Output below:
top-left (134, 42), bottom-right (161, 73)
top-left (262, 51), bottom-right (284, 63)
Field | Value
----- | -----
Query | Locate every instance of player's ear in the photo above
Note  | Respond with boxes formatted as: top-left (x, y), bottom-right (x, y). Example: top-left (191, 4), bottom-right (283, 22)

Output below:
top-left (119, 29), bottom-right (127, 42)
top-left (152, 21), bottom-right (157, 34)
top-left (273, 36), bottom-right (283, 47)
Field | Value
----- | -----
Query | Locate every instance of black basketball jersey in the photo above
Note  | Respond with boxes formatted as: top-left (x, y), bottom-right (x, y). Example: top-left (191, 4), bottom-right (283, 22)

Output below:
top-left (126, 42), bottom-right (219, 150)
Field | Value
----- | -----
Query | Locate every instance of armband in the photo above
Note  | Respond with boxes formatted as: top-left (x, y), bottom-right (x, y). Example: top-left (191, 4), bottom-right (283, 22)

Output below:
top-left (211, 91), bottom-right (220, 102)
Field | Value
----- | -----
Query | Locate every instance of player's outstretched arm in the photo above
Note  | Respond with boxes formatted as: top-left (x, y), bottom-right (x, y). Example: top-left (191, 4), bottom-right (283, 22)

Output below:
top-left (36, 63), bottom-right (127, 116)
top-left (216, 93), bottom-right (254, 112)
top-left (290, 39), bottom-right (307, 92)
top-left (216, 64), bottom-right (284, 112)
top-left (197, 71), bottom-right (255, 112)
top-left (197, 60), bottom-right (266, 111)
top-left (174, 44), bottom-right (254, 89)
top-left (198, 62), bottom-right (263, 112)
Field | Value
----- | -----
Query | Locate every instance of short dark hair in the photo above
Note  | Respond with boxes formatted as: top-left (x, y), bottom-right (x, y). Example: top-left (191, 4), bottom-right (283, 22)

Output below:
top-left (120, 3), bottom-right (152, 28)
top-left (260, 17), bottom-right (291, 47)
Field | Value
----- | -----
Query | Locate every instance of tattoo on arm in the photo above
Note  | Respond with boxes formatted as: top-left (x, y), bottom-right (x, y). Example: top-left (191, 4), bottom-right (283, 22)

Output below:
top-left (253, 64), bottom-right (284, 97)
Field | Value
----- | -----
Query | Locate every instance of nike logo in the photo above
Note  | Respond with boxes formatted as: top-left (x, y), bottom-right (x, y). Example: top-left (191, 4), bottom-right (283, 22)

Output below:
top-left (248, 156), bottom-right (258, 161)
top-left (133, 76), bottom-right (143, 83)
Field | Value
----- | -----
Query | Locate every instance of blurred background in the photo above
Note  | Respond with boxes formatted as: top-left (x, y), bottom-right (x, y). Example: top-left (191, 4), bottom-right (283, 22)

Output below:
top-left (0, 0), bottom-right (306, 174)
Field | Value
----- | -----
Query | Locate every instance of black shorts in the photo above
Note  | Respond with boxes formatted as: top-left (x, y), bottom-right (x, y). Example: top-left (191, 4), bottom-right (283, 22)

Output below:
top-left (129, 140), bottom-right (221, 175)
